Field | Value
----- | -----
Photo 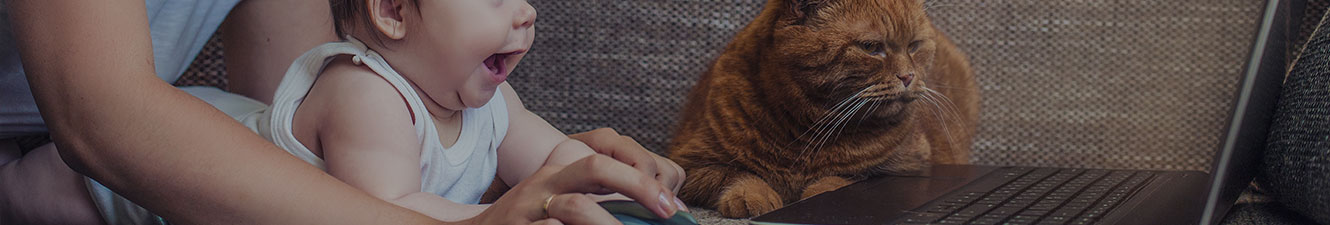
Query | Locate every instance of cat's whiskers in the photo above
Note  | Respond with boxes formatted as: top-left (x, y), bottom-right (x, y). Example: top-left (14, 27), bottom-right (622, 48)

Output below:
top-left (800, 97), bottom-right (866, 163)
top-left (860, 92), bottom-right (891, 98)
top-left (812, 98), bottom-right (870, 158)
top-left (792, 87), bottom-right (871, 145)
top-left (922, 88), bottom-right (965, 129)
top-left (808, 85), bottom-right (896, 163)
top-left (790, 87), bottom-right (874, 164)
top-left (923, 88), bottom-right (966, 125)
top-left (856, 97), bottom-right (883, 126)
top-left (920, 83), bottom-right (979, 92)
top-left (918, 94), bottom-right (959, 151)
top-left (919, 87), bottom-right (968, 151)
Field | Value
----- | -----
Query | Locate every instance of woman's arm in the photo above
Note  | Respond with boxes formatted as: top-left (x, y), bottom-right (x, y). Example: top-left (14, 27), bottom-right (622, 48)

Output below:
top-left (221, 0), bottom-right (338, 104)
top-left (9, 1), bottom-right (437, 224)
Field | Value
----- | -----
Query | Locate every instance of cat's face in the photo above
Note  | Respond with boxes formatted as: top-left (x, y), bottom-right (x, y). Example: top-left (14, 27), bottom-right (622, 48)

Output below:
top-left (768, 0), bottom-right (936, 120)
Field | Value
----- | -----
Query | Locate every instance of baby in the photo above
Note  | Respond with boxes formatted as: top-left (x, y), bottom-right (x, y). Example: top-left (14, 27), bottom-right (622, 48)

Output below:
top-left (227, 0), bottom-right (687, 222)
top-left (3, 0), bottom-right (687, 224)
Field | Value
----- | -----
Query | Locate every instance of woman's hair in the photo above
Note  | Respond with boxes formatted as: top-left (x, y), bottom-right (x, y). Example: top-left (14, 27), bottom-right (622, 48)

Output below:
top-left (329, 0), bottom-right (416, 44)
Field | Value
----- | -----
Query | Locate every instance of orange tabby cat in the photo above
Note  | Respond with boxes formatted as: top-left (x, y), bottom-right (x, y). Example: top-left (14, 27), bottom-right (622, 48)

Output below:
top-left (667, 0), bottom-right (979, 218)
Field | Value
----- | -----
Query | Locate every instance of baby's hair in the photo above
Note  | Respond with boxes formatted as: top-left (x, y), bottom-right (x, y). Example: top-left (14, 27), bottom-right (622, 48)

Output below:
top-left (329, 0), bottom-right (418, 45)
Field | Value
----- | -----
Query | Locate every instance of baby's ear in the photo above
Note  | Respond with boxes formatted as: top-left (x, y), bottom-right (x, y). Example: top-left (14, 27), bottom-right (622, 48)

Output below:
top-left (368, 0), bottom-right (407, 39)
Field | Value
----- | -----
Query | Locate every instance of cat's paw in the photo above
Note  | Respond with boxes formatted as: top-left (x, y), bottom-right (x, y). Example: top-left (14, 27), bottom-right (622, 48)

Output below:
top-left (801, 176), bottom-right (853, 200)
top-left (715, 177), bottom-right (783, 218)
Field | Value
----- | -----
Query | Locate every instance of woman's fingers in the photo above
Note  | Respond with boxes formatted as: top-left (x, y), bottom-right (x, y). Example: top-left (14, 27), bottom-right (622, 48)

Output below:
top-left (547, 155), bottom-right (680, 219)
top-left (530, 218), bottom-right (564, 225)
top-left (653, 154), bottom-right (686, 193)
top-left (570, 128), bottom-right (661, 183)
top-left (545, 193), bottom-right (622, 225)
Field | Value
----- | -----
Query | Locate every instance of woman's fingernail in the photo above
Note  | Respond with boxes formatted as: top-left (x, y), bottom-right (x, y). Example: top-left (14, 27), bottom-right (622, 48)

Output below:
top-left (658, 192), bottom-right (677, 218)
top-left (675, 196), bottom-right (689, 212)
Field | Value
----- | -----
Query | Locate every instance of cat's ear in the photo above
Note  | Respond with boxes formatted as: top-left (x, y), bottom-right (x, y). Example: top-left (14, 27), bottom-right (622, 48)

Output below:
top-left (788, 0), bottom-right (827, 23)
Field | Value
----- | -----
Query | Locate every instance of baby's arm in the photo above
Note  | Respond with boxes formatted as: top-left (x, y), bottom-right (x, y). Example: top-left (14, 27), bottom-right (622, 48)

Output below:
top-left (493, 83), bottom-right (598, 187)
top-left (304, 67), bottom-right (485, 221)
top-left (492, 84), bottom-right (686, 199)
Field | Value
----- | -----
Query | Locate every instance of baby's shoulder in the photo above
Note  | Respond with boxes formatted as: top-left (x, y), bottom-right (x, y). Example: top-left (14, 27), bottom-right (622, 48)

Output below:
top-left (291, 57), bottom-right (420, 158)
top-left (298, 56), bottom-right (415, 126)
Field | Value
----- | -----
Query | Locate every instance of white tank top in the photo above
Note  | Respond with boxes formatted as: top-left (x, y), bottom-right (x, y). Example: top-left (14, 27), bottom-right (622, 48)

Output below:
top-left (244, 37), bottom-right (508, 203)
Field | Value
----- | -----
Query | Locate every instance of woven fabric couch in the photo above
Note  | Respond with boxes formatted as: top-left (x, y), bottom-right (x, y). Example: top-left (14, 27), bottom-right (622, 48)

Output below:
top-left (176, 0), bottom-right (1329, 224)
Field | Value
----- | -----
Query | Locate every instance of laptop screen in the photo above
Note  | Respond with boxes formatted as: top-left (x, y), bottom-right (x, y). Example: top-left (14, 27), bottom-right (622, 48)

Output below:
top-left (1201, 0), bottom-right (1291, 224)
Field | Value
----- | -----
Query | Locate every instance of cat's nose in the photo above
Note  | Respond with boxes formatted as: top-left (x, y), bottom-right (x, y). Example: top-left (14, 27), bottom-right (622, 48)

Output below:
top-left (897, 72), bottom-right (915, 87)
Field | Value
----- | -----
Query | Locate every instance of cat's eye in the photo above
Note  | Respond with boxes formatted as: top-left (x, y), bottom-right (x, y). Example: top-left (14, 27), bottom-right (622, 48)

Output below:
top-left (908, 41), bottom-right (923, 53)
top-left (859, 42), bottom-right (885, 57)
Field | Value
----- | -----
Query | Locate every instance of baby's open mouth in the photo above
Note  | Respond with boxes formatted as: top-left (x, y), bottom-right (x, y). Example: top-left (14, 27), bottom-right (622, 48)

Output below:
top-left (483, 50), bottom-right (524, 83)
top-left (484, 49), bottom-right (524, 83)
top-left (483, 53), bottom-right (509, 76)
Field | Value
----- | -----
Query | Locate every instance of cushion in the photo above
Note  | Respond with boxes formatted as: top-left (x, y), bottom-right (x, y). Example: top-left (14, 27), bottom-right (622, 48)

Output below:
top-left (1261, 7), bottom-right (1330, 225)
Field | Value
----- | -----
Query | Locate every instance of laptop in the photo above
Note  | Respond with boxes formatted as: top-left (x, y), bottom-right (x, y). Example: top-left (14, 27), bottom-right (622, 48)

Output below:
top-left (750, 0), bottom-right (1293, 224)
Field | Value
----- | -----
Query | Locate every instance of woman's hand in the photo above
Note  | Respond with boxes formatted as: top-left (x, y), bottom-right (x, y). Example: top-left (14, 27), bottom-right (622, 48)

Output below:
top-left (569, 128), bottom-right (686, 193)
top-left (472, 154), bottom-right (685, 224)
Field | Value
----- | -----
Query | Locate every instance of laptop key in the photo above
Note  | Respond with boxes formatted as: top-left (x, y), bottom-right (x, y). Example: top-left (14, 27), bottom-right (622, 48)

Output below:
top-left (1018, 210), bottom-right (1050, 216)
top-left (1007, 215), bottom-right (1040, 223)
top-left (968, 217), bottom-right (1002, 225)
top-left (1038, 216), bottom-right (1071, 224)
top-left (928, 204), bottom-right (964, 213)
top-left (1069, 216), bottom-right (1097, 225)
top-left (1027, 203), bottom-right (1058, 211)
top-left (936, 218), bottom-right (968, 224)
top-left (1051, 208), bottom-right (1083, 218)
top-left (899, 212), bottom-right (945, 223)
top-left (980, 214), bottom-right (1009, 221)
top-left (987, 206), bottom-right (1024, 216)
top-left (963, 204), bottom-right (998, 214)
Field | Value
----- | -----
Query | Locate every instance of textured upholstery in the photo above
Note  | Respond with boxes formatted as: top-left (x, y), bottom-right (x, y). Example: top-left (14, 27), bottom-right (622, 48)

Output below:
top-left (1262, 8), bottom-right (1330, 225)
top-left (506, 1), bottom-right (765, 154)
top-left (509, 0), bottom-right (1261, 172)
top-left (174, 34), bottom-right (228, 89)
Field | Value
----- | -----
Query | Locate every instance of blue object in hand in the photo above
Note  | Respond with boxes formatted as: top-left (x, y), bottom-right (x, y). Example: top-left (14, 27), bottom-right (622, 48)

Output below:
top-left (598, 200), bottom-right (699, 225)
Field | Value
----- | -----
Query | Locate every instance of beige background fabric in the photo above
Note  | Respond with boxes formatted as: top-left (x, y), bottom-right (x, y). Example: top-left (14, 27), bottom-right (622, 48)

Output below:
top-left (505, 0), bottom-right (1263, 172)
top-left (927, 1), bottom-right (1261, 171)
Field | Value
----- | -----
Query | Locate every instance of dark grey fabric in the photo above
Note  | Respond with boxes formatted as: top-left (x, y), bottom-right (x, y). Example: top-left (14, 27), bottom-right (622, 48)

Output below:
top-left (1261, 8), bottom-right (1330, 225)
top-left (1223, 203), bottom-right (1321, 225)
top-left (1218, 188), bottom-right (1318, 225)
top-left (1293, 0), bottom-right (1330, 61)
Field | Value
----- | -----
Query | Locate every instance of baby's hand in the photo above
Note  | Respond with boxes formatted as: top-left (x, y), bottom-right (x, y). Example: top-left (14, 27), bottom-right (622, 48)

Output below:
top-left (569, 128), bottom-right (687, 193)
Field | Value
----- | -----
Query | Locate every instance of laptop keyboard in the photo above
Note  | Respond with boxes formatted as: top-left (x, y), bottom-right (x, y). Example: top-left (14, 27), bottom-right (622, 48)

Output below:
top-left (895, 167), bottom-right (1156, 225)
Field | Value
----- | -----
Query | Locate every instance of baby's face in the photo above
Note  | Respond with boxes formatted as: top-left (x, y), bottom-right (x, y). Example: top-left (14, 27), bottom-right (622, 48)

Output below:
top-left (392, 0), bottom-right (536, 110)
